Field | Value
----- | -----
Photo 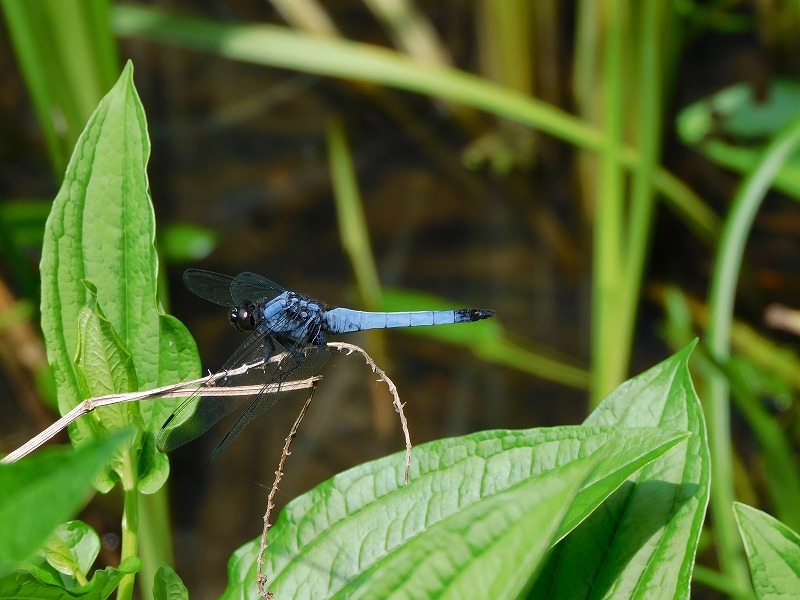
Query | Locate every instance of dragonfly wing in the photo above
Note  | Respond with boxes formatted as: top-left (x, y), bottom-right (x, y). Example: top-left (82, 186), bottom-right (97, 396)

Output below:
top-left (157, 320), bottom-right (273, 453)
top-left (231, 272), bottom-right (286, 305)
top-left (183, 269), bottom-right (236, 306)
top-left (210, 344), bottom-right (330, 461)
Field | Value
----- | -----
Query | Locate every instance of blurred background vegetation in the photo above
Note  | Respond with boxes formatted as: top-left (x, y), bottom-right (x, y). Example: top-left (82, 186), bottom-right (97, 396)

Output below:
top-left (2, 1), bottom-right (800, 598)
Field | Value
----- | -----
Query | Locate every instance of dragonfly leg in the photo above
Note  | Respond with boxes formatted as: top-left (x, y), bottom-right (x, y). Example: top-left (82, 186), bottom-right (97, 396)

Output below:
top-left (263, 337), bottom-right (276, 362)
top-left (275, 335), bottom-right (304, 362)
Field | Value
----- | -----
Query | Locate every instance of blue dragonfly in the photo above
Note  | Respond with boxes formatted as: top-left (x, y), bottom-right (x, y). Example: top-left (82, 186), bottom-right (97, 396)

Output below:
top-left (157, 269), bottom-right (494, 459)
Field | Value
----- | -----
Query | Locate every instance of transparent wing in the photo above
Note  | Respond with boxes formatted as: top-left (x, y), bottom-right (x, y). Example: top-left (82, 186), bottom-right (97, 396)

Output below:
top-left (210, 345), bottom-right (330, 460)
top-left (183, 269), bottom-right (237, 306)
top-left (157, 319), bottom-right (274, 453)
top-left (231, 272), bottom-right (286, 306)
top-left (183, 269), bottom-right (288, 307)
top-left (157, 302), bottom-right (327, 458)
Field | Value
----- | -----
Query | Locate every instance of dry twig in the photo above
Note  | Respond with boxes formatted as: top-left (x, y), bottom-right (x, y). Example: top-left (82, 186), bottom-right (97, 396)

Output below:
top-left (256, 341), bottom-right (412, 599)
top-left (2, 353), bottom-right (319, 463)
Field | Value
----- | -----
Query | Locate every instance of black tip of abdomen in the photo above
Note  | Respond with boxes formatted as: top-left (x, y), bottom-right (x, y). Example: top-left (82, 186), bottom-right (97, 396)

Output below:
top-left (455, 308), bottom-right (495, 322)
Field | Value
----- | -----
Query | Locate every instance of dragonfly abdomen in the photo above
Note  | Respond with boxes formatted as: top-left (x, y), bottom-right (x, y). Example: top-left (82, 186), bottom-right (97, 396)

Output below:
top-left (323, 307), bottom-right (493, 334)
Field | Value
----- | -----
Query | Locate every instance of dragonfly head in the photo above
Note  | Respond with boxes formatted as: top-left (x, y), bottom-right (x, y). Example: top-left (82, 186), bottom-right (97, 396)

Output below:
top-left (229, 301), bottom-right (257, 332)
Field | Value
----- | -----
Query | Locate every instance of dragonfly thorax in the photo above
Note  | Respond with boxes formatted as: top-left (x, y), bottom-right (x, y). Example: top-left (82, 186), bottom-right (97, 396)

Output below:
top-left (278, 292), bottom-right (327, 345)
top-left (229, 301), bottom-right (257, 332)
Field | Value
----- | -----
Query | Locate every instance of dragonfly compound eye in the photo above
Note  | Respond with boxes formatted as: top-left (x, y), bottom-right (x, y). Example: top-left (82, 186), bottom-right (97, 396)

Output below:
top-left (230, 302), bottom-right (256, 332)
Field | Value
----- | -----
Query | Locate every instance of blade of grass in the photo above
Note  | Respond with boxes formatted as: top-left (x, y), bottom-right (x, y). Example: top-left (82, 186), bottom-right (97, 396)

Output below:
top-left (591, 0), bottom-right (627, 403)
top-left (382, 288), bottom-right (590, 390)
top-left (2, 0), bottom-right (119, 176)
top-left (617, 0), bottom-right (669, 397)
top-left (363, 0), bottom-right (453, 67)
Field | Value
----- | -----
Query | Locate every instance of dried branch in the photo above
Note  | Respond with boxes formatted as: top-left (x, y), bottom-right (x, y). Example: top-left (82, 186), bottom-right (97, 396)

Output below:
top-left (257, 382), bottom-right (319, 599)
top-left (2, 352), bottom-right (319, 464)
top-left (256, 341), bottom-right (412, 599)
top-left (328, 341), bottom-right (412, 483)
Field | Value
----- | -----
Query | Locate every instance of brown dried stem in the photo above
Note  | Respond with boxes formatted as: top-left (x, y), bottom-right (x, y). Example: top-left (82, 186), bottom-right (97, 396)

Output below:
top-left (256, 341), bottom-right (412, 599)
top-left (2, 353), bottom-right (319, 463)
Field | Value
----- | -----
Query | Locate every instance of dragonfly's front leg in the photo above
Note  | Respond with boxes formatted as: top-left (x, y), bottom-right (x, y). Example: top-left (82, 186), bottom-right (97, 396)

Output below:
top-left (275, 335), bottom-right (304, 363)
top-left (263, 337), bottom-right (277, 364)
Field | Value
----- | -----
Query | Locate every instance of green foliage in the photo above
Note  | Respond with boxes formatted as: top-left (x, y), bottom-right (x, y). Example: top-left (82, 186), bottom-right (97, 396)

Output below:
top-left (1, 0), bottom-right (119, 176)
top-left (152, 564), bottom-right (188, 600)
top-left (40, 521), bottom-right (101, 584)
top-left (8, 5), bottom-right (800, 596)
top-left (734, 502), bottom-right (800, 599)
top-left (0, 433), bottom-right (129, 575)
top-left (677, 80), bottom-right (800, 198)
top-left (221, 343), bottom-right (705, 599)
top-left (38, 60), bottom-right (199, 494)
top-left (0, 557), bottom-right (141, 600)
top-left (28, 61), bottom-right (200, 599)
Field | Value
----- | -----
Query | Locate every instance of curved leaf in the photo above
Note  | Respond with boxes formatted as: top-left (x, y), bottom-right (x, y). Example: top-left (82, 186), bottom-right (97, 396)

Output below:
top-left (40, 520), bottom-right (100, 582)
top-left (0, 433), bottom-right (128, 574)
top-left (734, 502), bottom-right (800, 599)
top-left (0, 556), bottom-right (141, 599)
top-left (39, 61), bottom-right (199, 491)
top-left (531, 341), bottom-right (709, 599)
top-left (152, 563), bottom-right (188, 600)
top-left (222, 425), bottom-right (687, 599)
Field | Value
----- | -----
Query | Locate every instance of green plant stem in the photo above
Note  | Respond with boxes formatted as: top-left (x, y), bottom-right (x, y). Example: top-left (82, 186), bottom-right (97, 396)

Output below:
top-left (692, 565), bottom-right (753, 600)
top-left (704, 110), bottom-right (800, 595)
top-left (2, 0), bottom-right (118, 176)
top-left (726, 366), bottom-right (800, 532)
top-left (116, 448), bottom-right (139, 600)
top-left (616, 0), bottom-right (668, 398)
top-left (137, 490), bottom-right (173, 600)
top-left (591, 0), bottom-right (626, 404)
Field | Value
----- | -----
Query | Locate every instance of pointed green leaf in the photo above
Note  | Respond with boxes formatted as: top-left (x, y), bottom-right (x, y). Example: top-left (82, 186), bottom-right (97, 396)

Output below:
top-left (222, 425), bottom-right (687, 599)
top-left (734, 502), bottom-right (800, 599)
top-left (40, 520), bottom-right (100, 582)
top-left (0, 432), bottom-right (128, 574)
top-left (531, 341), bottom-right (709, 599)
top-left (39, 61), bottom-right (199, 491)
top-left (0, 556), bottom-right (141, 599)
top-left (152, 563), bottom-right (188, 600)
top-left (72, 281), bottom-right (142, 489)
top-left (74, 281), bottom-right (140, 432)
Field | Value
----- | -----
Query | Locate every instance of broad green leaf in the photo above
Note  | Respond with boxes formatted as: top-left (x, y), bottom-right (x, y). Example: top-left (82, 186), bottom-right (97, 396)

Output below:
top-left (39, 61), bottom-right (199, 491)
top-left (40, 521), bottom-right (100, 583)
top-left (222, 425), bottom-right (687, 599)
top-left (0, 556), bottom-right (140, 599)
top-left (531, 341), bottom-right (709, 599)
top-left (339, 449), bottom-right (604, 599)
top-left (676, 79), bottom-right (800, 198)
top-left (734, 502), bottom-right (800, 599)
top-left (0, 432), bottom-right (128, 574)
top-left (135, 314), bottom-right (201, 493)
top-left (152, 563), bottom-right (188, 600)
